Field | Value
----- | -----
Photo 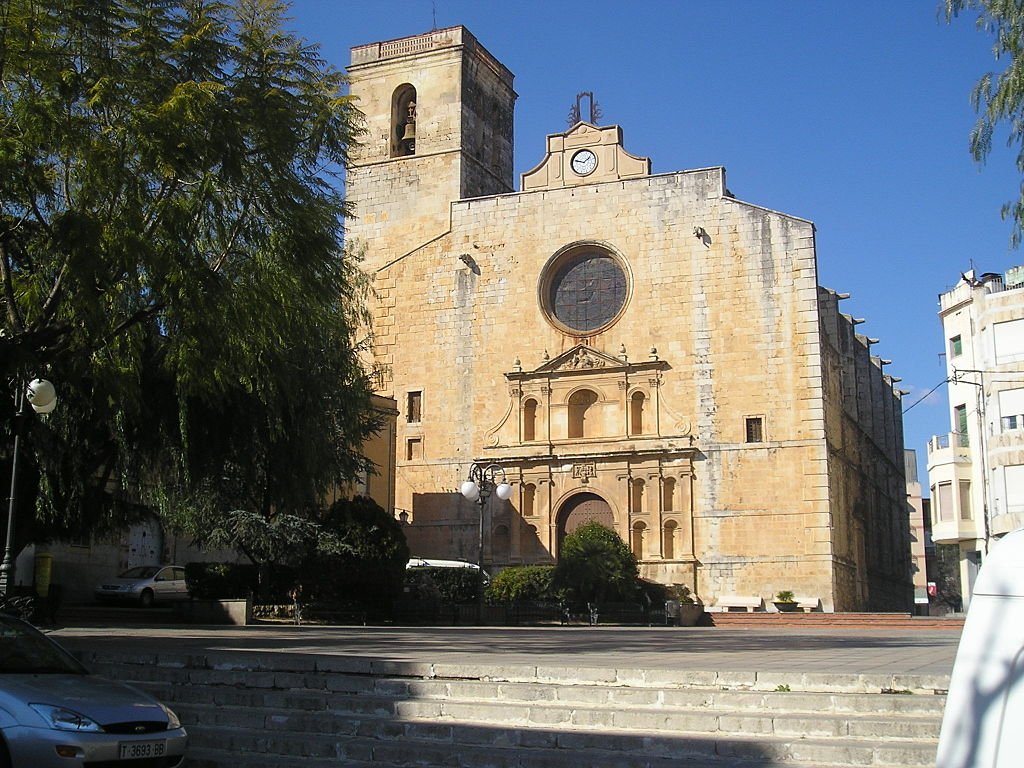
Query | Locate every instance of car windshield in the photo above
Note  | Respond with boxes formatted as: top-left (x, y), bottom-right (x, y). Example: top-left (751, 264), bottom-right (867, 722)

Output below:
top-left (119, 566), bottom-right (160, 579)
top-left (0, 616), bottom-right (87, 674)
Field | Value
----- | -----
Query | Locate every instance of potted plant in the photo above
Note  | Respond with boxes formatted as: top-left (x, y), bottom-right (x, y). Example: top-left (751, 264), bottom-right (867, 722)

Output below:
top-left (773, 590), bottom-right (800, 613)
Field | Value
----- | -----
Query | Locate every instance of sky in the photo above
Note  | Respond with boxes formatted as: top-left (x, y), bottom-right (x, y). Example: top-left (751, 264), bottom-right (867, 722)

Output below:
top-left (284, 0), bottom-right (1023, 489)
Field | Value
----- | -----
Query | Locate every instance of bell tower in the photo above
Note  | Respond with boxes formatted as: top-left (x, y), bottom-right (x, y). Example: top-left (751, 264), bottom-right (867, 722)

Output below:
top-left (346, 27), bottom-right (516, 271)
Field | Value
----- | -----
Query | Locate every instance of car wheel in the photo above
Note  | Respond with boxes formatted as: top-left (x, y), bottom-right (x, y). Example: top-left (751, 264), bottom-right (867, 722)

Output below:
top-left (140, 589), bottom-right (154, 608)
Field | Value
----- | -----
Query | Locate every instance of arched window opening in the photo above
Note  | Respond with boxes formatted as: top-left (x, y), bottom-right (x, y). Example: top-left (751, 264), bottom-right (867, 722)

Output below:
top-left (390, 84), bottom-right (417, 157)
top-left (632, 522), bottom-right (646, 560)
top-left (568, 389), bottom-right (599, 439)
top-left (525, 524), bottom-right (545, 558)
top-left (663, 520), bottom-right (678, 560)
top-left (631, 478), bottom-right (645, 514)
top-left (523, 398), bottom-right (538, 442)
top-left (630, 391), bottom-right (645, 435)
top-left (522, 483), bottom-right (536, 517)
top-left (663, 477), bottom-right (676, 513)
top-left (492, 524), bottom-right (510, 561)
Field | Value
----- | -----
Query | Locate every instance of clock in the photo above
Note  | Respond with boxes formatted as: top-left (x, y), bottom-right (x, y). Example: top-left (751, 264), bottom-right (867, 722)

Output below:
top-left (570, 149), bottom-right (597, 176)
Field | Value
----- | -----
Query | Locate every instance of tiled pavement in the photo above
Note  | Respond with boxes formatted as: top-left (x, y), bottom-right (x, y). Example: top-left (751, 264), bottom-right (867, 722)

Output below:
top-left (51, 623), bottom-right (962, 679)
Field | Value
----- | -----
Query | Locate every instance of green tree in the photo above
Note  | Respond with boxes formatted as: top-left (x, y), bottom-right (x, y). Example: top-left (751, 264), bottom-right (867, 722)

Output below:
top-left (298, 496), bottom-right (409, 616)
top-left (0, 0), bottom-right (375, 554)
top-left (947, 0), bottom-right (1024, 246)
top-left (554, 522), bottom-right (639, 606)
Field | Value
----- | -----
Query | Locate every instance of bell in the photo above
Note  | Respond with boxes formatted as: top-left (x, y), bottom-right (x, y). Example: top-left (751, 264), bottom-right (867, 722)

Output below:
top-left (401, 100), bottom-right (417, 144)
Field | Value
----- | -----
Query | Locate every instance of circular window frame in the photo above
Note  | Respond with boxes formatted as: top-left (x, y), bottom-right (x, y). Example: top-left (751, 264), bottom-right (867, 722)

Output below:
top-left (538, 241), bottom-right (631, 336)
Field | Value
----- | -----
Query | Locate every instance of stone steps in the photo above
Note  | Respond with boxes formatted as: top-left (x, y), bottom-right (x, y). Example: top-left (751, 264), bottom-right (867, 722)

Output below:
top-left (78, 651), bottom-right (945, 767)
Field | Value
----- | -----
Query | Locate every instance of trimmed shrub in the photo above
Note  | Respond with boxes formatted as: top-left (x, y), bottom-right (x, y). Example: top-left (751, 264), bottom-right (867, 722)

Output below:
top-left (554, 521), bottom-right (639, 606)
top-left (185, 563), bottom-right (257, 599)
top-left (405, 566), bottom-right (482, 604)
top-left (485, 565), bottom-right (557, 603)
top-left (186, 562), bottom-right (297, 602)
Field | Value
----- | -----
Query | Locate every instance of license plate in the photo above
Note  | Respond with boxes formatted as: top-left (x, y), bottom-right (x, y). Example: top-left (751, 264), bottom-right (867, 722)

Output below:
top-left (118, 739), bottom-right (166, 760)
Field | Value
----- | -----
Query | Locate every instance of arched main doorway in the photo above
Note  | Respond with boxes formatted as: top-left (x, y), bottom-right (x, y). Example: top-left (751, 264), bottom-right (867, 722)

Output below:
top-left (556, 492), bottom-right (615, 557)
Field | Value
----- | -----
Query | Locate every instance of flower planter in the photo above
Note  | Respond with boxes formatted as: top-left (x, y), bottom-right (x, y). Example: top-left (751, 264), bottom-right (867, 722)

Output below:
top-left (773, 601), bottom-right (800, 613)
top-left (677, 603), bottom-right (704, 626)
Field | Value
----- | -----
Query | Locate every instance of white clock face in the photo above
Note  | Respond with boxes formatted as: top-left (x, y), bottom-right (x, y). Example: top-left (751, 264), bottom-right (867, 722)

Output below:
top-left (571, 149), bottom-right (597, 176)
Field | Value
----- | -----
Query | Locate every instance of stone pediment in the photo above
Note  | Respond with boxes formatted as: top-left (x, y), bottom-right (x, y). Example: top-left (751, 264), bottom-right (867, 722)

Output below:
top-left (507, 344), bottom-right (669, 382)
top-left (535, 345), bottom-right (625, 373)
top-left (520, 122), bottom-right (651, 191)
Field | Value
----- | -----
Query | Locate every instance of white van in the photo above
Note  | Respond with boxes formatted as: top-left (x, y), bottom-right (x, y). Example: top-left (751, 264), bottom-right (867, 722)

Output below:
top-left (406, 558), bottom-right (490, 581)
top-left (936, 527), bottom-right (1024, 767)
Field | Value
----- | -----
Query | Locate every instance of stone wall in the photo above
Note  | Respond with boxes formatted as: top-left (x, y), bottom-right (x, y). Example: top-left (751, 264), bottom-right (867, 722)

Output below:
top-left (347, 26), bottom-right (910, 611)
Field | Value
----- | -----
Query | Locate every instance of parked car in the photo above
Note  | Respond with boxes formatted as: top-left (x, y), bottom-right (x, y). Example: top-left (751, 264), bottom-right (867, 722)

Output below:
top-left (0, 613), bottom-right (187, 767)
top-left (94, 565), bottom-right (189, 607)
top-left (406, 557), bottom-right (490, 582)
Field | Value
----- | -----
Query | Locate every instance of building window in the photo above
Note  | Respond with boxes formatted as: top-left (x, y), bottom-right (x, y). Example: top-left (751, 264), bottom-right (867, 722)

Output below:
top-left (936, 481), bottom-right (953, 523)
top-left (540, 243), bottom-right (629, 335)
top-left (405, 437), bottom-right (422, 461)
top-left (631, 521), bottom-right (646, 560)
top-left (492, 524), bottom-right (510, 561)
top-left (568, 389), bottom-right (599, 439)
top-left (994, 318), bottom-right (1024, 364)
top-left (998, 388), bottom-right (1024, 433)
top-left (745, 417), bottom-right (764, 443)
top-left (630, 391), bottom-right (645, 435)
top-left (1005, 464), bottom-right (1024, 514)
top-left (949, 335), bottom-right (962, 357)
top-left (406, 391), bottom-right (422, 423)
top-left (390, 84), bottom-right (417, 157)
top-left (954, 404), bottom-right (968, 446)
top-left (959, 481), bottom-right (972, 521)
top-left (522, 483), bottom-right (536, 517)
top-left (631, 478), bottom-right (645, 513)
top-left (662, 477), bottom-right (676, 513)
top-left (523, 398), bottom-right (538, 441)
top-left (663, 520), bottom-right (678, 559)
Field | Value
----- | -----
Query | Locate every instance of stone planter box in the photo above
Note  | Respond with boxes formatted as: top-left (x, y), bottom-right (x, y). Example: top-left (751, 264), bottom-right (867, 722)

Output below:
top-left (678, 603), bottom-right (704, 626)
top-left (176, 598), bottom-right (252, 625)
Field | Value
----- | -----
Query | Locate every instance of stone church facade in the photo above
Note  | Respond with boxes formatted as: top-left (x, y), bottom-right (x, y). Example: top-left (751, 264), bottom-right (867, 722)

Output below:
top-left (346, 27), bottom-right (912, 611)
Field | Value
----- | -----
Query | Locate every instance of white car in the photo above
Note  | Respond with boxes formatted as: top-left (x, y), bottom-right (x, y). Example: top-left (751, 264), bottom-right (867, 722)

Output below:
top-left (94, 565), bottom-right (189, 607)
top-left (0, 613), bottom-right (188, 767)
top-left (406, 558), bottom-right (490, 582)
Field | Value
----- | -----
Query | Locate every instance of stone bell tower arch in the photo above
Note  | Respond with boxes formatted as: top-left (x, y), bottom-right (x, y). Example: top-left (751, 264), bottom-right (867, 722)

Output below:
top-left (346, 26), bottom-right (517, 274)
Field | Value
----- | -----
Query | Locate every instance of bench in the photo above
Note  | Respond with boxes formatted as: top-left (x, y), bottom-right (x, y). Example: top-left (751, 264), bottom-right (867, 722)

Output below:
top-left (794, 596), bottom-right (822, 612)
top-left (712, 595), bottom-right (764, 612)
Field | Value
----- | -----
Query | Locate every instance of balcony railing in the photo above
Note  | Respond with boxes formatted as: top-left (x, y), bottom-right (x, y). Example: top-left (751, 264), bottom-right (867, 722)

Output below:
top-left (928, 432), bottom-right (970, 453)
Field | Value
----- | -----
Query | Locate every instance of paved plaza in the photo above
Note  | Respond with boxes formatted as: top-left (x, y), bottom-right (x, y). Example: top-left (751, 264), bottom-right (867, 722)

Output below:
top-left (51, 623), bottom-right (963, 679)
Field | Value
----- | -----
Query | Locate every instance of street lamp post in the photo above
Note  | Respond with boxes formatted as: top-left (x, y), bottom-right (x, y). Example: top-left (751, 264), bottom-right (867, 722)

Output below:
top-left (459, 462), bottom-right (513, 573)
top-left (0, 378), bottom-right (57, 595)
